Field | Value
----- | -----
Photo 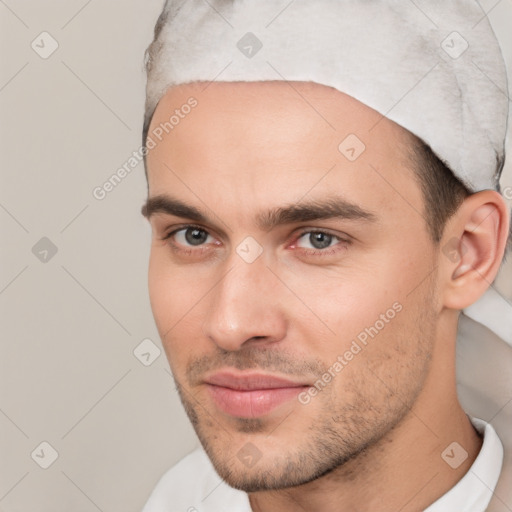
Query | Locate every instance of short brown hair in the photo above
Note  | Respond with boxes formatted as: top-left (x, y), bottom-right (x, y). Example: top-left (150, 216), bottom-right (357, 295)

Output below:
top-left (407, 137), bottom-right (471, 243)
top-left (410, 141), bottom-right (512, 257)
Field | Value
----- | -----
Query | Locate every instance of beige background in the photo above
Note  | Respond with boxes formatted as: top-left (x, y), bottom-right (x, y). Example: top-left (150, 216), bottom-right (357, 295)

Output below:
top-left (0, 1), bottom-right (511, 511)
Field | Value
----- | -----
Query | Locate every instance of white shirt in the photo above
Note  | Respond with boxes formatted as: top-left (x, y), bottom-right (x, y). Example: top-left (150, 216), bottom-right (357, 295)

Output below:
top-left (424, 418), bottom-right (503, 512)
top-left (142, 417), bottom-right (503, 512)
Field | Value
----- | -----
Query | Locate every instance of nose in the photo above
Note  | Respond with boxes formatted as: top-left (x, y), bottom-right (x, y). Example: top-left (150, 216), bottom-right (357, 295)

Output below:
top-left (202, 256), bottom-right (287, 352)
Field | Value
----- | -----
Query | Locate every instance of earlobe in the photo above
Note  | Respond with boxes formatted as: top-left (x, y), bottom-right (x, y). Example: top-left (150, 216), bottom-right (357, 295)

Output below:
top-left (442, 191), bottom-right (509, 310)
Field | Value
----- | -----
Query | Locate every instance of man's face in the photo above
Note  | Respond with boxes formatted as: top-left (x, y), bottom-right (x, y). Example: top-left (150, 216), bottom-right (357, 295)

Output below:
top-left (144, 81), bottom-right (440, 491)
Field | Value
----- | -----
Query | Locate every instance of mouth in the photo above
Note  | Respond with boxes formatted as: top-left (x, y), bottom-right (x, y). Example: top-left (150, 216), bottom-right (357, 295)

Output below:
top-left (203, 371), bottom-right (310, 418)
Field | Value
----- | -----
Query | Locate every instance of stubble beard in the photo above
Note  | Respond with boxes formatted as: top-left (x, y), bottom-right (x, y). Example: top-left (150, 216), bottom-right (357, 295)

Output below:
top-left (171, 287), bottom-right (436, 492)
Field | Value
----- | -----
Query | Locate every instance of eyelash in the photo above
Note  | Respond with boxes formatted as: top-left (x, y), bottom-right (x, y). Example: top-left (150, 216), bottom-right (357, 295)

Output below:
top-left (161, 224), bottom-right (350, 258)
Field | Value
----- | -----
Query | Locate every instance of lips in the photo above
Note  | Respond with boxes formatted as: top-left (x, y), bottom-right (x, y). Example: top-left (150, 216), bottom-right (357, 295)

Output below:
top-left (204, 371), bottom-right (309, 418)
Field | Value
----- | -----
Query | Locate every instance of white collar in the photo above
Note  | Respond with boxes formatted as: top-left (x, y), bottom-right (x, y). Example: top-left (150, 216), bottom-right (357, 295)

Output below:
top-left (425, 417), bottom-right (504, 512)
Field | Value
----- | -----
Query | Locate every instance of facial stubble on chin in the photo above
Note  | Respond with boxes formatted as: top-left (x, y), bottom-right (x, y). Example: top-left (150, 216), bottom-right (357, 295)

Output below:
top-left (168, 284), bottom-right (437, 492)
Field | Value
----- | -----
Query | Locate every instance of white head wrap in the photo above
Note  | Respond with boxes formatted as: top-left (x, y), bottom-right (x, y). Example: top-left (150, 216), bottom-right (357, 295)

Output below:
top-left (143, 3), bottom-right (512, 503)
top-left (144, 0), bottom-right (509, 192)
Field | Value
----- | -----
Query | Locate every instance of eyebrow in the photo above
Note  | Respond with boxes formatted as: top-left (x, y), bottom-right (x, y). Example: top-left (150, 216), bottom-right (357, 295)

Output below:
top-left (141, 194), bottom-right (377, 231)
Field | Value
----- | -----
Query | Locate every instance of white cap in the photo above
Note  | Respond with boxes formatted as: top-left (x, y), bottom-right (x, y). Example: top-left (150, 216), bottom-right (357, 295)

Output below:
top-left (144, 0), bottom-right (509, 191)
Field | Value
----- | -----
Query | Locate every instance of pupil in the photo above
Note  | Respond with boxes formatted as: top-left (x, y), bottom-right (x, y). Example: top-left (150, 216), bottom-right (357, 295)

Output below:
top-left (311, 232), bottom-right (331, 249)
top-left (186, 228), bottom-right (207, 245)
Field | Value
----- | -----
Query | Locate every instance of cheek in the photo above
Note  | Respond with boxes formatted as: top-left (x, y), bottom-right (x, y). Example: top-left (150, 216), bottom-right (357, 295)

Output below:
top-left (148, 250), bottom-right (192, 340)
top-left (282, 244), bottom-right (432, 368)
top-left (147, 249), bottom-right (213, 364)
top-left (148, 249), bottom-right (170, 330)
top-left (281, 263), bottom-right (404, 342)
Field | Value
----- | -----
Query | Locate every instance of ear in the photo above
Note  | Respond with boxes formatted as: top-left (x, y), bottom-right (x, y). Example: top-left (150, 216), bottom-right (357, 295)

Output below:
top-left (441, 190), bottom-right (510, 310)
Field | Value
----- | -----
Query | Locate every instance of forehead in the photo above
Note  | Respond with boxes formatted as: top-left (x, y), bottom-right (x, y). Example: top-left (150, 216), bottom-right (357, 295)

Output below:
top-left (145, 81), bottom-right (422, 224)
top-left (148, 80), bottom-right (410, 147)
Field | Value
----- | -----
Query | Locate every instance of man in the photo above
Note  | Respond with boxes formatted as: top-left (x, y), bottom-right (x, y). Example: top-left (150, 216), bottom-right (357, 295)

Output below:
top-left (140, 1), bottom-right (512, 511)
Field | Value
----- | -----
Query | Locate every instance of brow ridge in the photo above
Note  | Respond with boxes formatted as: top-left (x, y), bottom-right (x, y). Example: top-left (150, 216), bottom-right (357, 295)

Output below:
top-left (141, 194), bottom-right (377, 231)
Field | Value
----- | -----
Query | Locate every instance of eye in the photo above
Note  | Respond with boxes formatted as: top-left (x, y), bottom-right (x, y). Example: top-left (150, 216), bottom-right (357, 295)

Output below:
top-left (163, 225), bottom-right (216, 249)
top-left (291, 229), bottom-right (350, 258)
top-left (176, 227), bottom-right (212, 246)
top-left (295, 231), bottom-right (341, 250)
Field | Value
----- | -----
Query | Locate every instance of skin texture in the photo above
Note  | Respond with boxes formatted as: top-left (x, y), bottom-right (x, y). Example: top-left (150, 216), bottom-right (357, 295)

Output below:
top-left (143, 81), bottom-right (509, 512)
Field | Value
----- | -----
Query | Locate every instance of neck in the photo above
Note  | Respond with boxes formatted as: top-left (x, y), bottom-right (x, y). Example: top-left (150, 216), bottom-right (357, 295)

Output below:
top-left (248, 323), bottom-right (483, 512)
